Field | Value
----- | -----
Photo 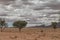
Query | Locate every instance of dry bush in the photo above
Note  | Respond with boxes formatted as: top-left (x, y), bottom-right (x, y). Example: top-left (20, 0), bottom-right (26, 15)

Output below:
top-left (9, 36), bottom-right (18, 39)
top-left (40, 30), bottom-right (43, 33)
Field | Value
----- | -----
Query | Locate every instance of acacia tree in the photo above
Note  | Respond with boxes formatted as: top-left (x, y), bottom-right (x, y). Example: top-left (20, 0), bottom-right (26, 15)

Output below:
top-left (51, 22), bottom-right (57, 29)
top-left (0, 18), bottom-right (8, 32)
top-left (13, 20), bottom-right (27, 32)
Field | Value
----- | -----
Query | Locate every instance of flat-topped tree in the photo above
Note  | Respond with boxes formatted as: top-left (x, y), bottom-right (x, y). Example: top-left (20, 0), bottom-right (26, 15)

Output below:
top-left (13, 20), bottom-right (27, 32)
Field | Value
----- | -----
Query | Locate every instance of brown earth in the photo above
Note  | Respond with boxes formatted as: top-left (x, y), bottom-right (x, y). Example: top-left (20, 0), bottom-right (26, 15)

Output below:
top-left (0, 28), bottom-right (60, 40)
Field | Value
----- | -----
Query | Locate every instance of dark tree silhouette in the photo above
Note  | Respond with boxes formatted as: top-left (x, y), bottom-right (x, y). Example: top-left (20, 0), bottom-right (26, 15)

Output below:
top-left (13, 20), bottom-right (27, 32)
top-left (51, 22), bottom-right (57, 29)
top-left (0, 18), bottom-right (8, 32)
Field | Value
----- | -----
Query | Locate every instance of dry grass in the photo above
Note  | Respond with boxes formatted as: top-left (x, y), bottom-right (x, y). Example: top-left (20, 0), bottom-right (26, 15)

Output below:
top-left (0, 27), bottom-right (60, 40)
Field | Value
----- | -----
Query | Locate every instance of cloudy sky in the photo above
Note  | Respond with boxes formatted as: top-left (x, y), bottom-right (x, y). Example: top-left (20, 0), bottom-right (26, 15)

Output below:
top-left (0, 0), bottom-right (60, 27)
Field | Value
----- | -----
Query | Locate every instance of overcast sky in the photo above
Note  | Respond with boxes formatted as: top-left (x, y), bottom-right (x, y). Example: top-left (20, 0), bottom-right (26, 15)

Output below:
top-left (0, 0), bottom-right (60, 27)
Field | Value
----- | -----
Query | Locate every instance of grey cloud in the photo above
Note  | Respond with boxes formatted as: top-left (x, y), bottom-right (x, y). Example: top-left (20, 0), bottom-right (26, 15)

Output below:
top-left (22, 0), bottom-right (28, 1)
top-left (22, 0), bottom-right (34, 5)
top-left (0, 0), bottom-right (15, 1)
top-left (0, 0), bottom-right (15, 5)
top-left (28, 0), bottom-right (60, 10)
top-left (32, 6), bottom-right (47, 10)
top-left (46, 3), bottom-right (60, 10)
top-left (0, 13), bottom-right (8, 16)
top-left (23, 2), bottom-right (34, 5)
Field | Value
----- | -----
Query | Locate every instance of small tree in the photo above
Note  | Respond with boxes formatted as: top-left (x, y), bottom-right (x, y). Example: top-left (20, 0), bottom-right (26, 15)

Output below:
top-left (51, 22), bottom-right (57, 29)
top-left (13, 20), bottom-right (27, 32)
top-left (0, 18), bottom-right (8, 32)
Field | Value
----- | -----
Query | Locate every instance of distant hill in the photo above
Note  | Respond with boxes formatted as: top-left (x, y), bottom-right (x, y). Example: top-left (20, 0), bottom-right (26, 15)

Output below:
top-left (27, 22), bottom-right (60, 28)
top-left (57, 22), bottom-right (60, 27)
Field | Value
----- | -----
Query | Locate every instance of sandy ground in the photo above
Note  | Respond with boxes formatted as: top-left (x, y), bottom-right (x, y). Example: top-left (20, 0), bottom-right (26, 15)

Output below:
top-left (0, 28), bottom-right (60, 40)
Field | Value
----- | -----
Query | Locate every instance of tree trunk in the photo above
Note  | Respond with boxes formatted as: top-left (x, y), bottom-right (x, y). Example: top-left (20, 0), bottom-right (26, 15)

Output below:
top-left (0, 26), bottom-right (5, 32)
top-left (53, 26), bottom-right (57, 32)
top-left (19, 28), bottom-right (21, 32)
top-left (0, 27), bottom-right (2, 32)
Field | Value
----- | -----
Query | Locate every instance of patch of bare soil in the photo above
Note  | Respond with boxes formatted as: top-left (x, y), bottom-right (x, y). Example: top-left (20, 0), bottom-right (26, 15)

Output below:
top-left (0, 28), bottom-right (60, 40)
